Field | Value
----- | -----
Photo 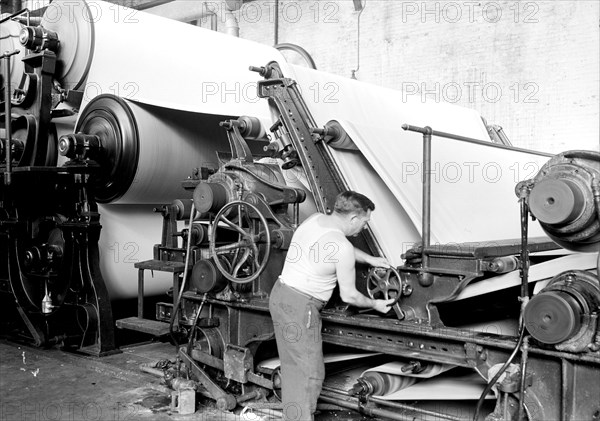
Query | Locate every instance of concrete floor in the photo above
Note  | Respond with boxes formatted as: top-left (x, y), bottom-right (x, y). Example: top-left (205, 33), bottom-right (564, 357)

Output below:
top-left (0, 339), bottom-right (372, 421)
top-left (0, 339), bottom-right (236, 421)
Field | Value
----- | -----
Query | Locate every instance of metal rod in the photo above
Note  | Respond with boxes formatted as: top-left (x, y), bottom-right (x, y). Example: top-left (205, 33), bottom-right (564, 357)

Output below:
top-left (369, 396), bottom-right (463, 421)
top-left (318, 394), bottom-right (414, 421)
top-left (236, 389), bottom-right (263, 404)
top-left (2, 50), bottom-right (20, 186)
top-left (0, 8), bottom-right (28, 23)
top-left (518, 184), bottom-right (530, 315)
top-left (560, 358), bottom-right (570, 421)
top-left (401, 123), bottom-right (552, 157)
top-left (321, 386), bottom-right (463, 421)
top-left (137, 269), bottom-right (144, 318)
top-left (422, 126), bottom-right (432, 263)
top-left (517, 335), bottom-right (530, 420)
top-left (402, 124), bottom-right (434, 286)
top-left (273, 0), bottom-right (279, 45)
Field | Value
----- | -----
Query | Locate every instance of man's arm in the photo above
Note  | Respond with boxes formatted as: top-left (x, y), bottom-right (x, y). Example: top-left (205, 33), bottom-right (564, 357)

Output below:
top-left (335, 239), bottom-right (394, 313)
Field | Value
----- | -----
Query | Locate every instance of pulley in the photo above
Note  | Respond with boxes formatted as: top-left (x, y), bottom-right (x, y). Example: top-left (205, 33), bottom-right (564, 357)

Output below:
top-left (524, 270), bottom-right (599, 352)
top-left (190, 259), bottom-right (228, 293)
top-left (68, 94), bottom-right (139, 203)
top-left (523, 150), bottom-right (600, 252)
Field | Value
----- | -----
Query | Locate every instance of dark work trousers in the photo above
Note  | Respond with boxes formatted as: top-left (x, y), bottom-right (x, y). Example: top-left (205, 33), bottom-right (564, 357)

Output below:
top-left (269, 279), bottom-right (327, 421)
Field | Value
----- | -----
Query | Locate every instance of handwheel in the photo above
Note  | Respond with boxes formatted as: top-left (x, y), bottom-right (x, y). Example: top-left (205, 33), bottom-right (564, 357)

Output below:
top-left (367, 267), bottom-right (405, 319)
top-left (209, 201), bottom-right (271, 284)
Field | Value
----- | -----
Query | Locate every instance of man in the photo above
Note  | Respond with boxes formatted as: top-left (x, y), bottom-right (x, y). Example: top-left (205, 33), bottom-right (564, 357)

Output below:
top-left (269, 190), bottom-right (396, 421)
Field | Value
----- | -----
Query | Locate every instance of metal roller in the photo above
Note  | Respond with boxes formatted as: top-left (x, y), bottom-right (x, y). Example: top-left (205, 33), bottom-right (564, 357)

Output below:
top-left (525, 150), bottom-right (600, 252)
top-left (313, 120), bottom-right (358, 151)
top-left (350, 372), bottom-right (417, 397)
top-left (236, 116), bottom-right (268, 141)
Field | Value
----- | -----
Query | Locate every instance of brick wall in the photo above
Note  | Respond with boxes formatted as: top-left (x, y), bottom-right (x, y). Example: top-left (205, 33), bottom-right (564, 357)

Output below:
top-left (235, 0), bottom-right (599, 153)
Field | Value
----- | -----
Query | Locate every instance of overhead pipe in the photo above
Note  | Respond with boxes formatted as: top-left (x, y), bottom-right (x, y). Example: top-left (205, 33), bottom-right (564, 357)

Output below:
top-left (144, 0), bottom-right (242, 37)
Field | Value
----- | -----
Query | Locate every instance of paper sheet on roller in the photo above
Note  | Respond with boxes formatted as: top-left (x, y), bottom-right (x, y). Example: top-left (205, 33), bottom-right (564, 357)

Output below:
top-left (257, 352), bottom-right (381, 371)
top-left (98, 100), bottom-right (233, 204)
top-left (374, 372), bottom-right (494, 401)
top-left (275, 63), bottom-right (550, 263)
top-left (334, 362), bottom-right (494, 401)
top-left (364, 361), bottom-right (455, 379)
top-left (533, 259), bottom-right (598, 294)
top-left (358, 361), bottom-right (454, 398)
top-left (455, 252), bottom-right (598, 301)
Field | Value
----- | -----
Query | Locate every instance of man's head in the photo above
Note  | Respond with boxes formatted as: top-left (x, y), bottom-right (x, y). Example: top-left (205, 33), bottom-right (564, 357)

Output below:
top-left (333, 191), bottom-right (375, 236)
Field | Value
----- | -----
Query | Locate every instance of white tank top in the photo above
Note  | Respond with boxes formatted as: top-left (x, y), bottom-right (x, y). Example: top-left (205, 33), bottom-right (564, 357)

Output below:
top-left (280, 214), bottom-right (345, 302)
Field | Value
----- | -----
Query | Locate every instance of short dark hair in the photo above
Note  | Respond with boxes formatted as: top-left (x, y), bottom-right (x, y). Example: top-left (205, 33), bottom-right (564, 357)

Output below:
top-left (333, 191), bottom-right (375, 215)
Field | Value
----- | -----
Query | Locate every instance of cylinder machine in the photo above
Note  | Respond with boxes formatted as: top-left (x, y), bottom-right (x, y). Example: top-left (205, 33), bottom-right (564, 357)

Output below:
top-left (0, 16), bottom-right (117, 355)
top-left (2, 6), bottom-right (599, 421)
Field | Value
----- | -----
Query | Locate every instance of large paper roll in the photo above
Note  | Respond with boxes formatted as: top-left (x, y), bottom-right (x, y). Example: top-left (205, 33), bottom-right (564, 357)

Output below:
top-left (43, 0), bottom-right (283, 118)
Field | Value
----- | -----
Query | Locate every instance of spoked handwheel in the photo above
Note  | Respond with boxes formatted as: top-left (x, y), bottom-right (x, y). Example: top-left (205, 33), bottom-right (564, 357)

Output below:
top-left (367, 267), bottom-right (405, 319)
top-left (209, 201), bottom-right (271, 284)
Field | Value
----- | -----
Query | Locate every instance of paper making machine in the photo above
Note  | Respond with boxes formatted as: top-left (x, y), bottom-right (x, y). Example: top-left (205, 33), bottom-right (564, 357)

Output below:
top-left (2, 2), bottom-right (600, 420)
top-left (0, 0), bottom-right (277, 356)
top-left (113, 61), bottom-right (599, 420)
